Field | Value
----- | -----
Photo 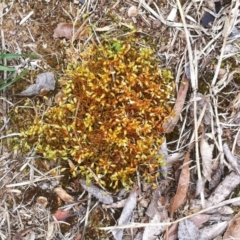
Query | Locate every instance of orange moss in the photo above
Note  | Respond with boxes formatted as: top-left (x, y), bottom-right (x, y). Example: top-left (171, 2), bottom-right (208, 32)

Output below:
top-left (22, 36), bottom-right (175, 190)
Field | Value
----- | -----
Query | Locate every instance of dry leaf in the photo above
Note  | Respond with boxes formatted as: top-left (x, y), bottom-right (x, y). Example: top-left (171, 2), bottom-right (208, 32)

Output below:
top-left (198, 221), bottom-right (228, 240)
top-left (169, 151), bottom-right (190, 217)
top-left (200, 130), bottom-right (213, 181)
top-left (146, 190), bottom-right (161, 218)
top-left (163, 75), bottom-right (189, 133)
top-left (196, 178), bottom-right (205, 196)
top-left (142, 212), bottom-right (165, 240)
top-left (237, 133), bottom-right (240, 147)
top-left (128, 6), bottom-right (138, 17)
top-left (223, 143), bottom-right (240, 175)
top-left (53, 187), bottom-right (75, 203)
top-left (209, 167), bottom-right (223, 190)
top-left (15, 72), bottom-right (55, 96)
top-left (164, 223), bottom-right (178, 240)
top-left (53, 23), bottom-right (75, 39)
top-left (79, 179), bottom-right (113, 204)
top-left (112, 190), bottom-right (137, 240)
top-left (190, 214), bottom-right (210, 228)
top-left (224, 211), bottom-right (240, 239)
top-left (53, 23), bottom-right (88, 40)
top-left (178, 219), bottom-right (199, 240)
top-left (208, 171), bottom-right (240, 204)
top-left (46, 222), bottom-right (57, 240)
top-left (53, 209), bottom-right (70, 221)
top-left (36, 196), bottom-right (48, 208)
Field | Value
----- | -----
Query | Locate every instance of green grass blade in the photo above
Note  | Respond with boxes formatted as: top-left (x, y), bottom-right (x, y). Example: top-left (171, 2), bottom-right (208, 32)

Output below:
top-left (0, 69), bottom-right (28, 91)
top-left (0, 53), bottom-right (40, 60)
top-left (0, 65), bottom-right (16, 71)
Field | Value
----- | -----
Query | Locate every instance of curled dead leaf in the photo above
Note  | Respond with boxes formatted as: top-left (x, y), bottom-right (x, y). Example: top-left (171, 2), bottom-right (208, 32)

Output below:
top-left (163, 75), bottom-right (189, 133)
top-left (36, 196), bottom-right (48, 208)
top-left (15, 72), bottom-right (55, 96)
top-left (53, 187), bottom-right (75, 203)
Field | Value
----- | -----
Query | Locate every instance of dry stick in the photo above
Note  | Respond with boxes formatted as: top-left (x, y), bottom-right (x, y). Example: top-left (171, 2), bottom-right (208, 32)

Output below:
top-left (175, 0), bottom-right (205, 208)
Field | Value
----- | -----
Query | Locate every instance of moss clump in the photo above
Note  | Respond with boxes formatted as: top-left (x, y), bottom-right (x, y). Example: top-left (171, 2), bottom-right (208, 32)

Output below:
top-left (22, 36), bottom-right (175, 190)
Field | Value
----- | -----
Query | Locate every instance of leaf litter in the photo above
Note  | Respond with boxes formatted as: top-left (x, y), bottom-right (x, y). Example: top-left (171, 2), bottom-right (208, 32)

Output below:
top-left (1, 0), bottom-right (240, 239)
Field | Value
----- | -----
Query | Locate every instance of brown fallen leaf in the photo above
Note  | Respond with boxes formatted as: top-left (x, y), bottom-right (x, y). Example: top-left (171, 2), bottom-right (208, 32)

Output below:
top-left (53, 23), bottom-right (88, 40)
top-left (53, 187), bottom-right (75, 203)
top-left (169, 151), bottom-right (190, 217)
top-left (223, 211), bottom-right (240, 239)
top-left (53, 23), bottom-right (75, 39)
top-left (36, 196), bottom-right (48, 208)
top-left (163, 75), bottom-right (189, 133)
top-left (164, 223), bottom-right (178, 240)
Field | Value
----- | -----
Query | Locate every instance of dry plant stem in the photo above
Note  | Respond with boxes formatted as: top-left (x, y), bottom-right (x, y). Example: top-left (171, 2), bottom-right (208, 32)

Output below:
top-left (100, 196), bottom-right (240, 231)
top-left (176, 0), bottom-right (205, 208)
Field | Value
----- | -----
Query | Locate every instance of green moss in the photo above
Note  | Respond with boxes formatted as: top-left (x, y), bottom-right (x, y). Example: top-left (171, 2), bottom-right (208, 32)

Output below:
top-left (21, 35), bottom-right (175, 191)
